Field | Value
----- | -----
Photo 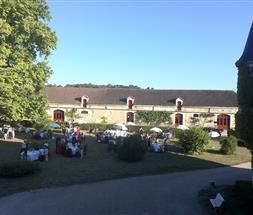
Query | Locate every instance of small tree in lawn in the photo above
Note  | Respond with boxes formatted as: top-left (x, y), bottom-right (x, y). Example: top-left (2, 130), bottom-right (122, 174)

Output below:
top-left (66, 108), bottom-right (80, 127)
top-left (177, 127), bottom-right (210, 154)
top-left (235, 22), bottom-right (253, 187)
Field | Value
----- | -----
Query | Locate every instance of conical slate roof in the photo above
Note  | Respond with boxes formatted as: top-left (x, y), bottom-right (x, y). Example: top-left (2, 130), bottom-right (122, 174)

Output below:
top-left (238, 22), bottom-right (253, 63)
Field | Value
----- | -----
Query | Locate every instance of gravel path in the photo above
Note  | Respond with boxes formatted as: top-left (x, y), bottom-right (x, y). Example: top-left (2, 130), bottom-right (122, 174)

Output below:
top-left (0, 162), bottom-right (251, 215)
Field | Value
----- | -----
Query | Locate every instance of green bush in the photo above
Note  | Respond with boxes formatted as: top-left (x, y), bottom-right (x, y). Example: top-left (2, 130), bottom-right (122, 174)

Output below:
top-left (178, 127), bottom-right (210, 154)
top-left (228, 129), bottom-right (237, 137)
top-left (79, 123), bottom-right (114, 132)
top-left (51, 128), bottom-right (63, 134)
top-left (0, 161), bottom-right (41, 178)
top-left (220, 136), bottom-right (237, 155)
top-left (126, 125), bottom-right (152, 133)
top-left (118, 134), bottom-right (147, 162)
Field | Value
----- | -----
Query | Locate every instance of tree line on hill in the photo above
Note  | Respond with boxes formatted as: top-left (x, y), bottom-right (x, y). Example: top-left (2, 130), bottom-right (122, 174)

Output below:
top-left (47, 83), bottom-right (145, 89)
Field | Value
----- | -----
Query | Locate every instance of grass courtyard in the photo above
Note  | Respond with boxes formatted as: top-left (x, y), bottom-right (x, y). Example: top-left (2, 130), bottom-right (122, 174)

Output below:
top-left (0, 133), bottom-right (251, 198)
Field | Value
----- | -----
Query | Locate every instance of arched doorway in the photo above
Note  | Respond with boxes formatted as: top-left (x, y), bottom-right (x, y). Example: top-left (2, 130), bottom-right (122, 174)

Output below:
top-left (175, 113), bottom-right (183, 126)
top-left (54, 110), bottom-right (65, 122)
top-left (126, 112), bottom-right (134, 123)
top-left (217, 114), bottom-right (230, 130)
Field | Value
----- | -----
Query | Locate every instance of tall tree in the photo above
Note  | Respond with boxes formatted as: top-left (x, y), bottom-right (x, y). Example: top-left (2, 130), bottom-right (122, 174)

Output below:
top-left (235, 22), bottom-right (253, 186)
top-left (0, 0), bottom-right (57, 127)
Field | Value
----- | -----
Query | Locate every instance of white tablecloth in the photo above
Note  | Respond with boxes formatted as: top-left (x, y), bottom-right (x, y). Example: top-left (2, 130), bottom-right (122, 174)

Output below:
top-left (151, 143), bottom-right (164, 152)
top-left (67, 143), bottom-right (79, 155)
top-left (27, 150), bottom-right (40, 161)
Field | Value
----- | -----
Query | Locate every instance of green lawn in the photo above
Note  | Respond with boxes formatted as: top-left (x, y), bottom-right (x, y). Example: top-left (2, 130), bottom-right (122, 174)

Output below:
top-left (0, 134), bottom-right (251, 198)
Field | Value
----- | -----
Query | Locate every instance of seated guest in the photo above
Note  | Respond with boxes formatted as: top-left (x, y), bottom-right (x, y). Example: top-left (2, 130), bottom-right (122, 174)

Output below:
top-left (39, 148), bottom-right (45, 161)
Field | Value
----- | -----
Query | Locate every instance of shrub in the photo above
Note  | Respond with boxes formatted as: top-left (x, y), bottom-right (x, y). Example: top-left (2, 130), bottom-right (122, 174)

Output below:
top-left (0, 161), bottom-right (41, 178)
top-left (178, 127), bottom-right (210, 154)
top-left (220, 136), bottom-right (237, 155)
top-left (126, 125), bottom-right (153, 133)
top-left (228, 129), bottom-right (237, 137)
top-left (118, 134), bottom-right (147, 162)
top-left (235, 180), bottom-right (253, 214)
top-left (79, 123), bottom-right (114, 132)
top-left (237, 138), bottom-right (246, 147)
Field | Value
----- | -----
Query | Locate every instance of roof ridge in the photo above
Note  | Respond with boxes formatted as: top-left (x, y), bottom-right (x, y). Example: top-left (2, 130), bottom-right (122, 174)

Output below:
top-left (46, 86), bottom-right (235, 92)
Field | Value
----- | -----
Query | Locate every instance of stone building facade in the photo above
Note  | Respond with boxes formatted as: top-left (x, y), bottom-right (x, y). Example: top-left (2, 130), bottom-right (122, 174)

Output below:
top-left (45, 87), bottom-right (238, 130)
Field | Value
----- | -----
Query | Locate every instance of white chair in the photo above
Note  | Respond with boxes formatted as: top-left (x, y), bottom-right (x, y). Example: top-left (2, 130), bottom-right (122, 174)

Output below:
top-left (210, 193), bottom-right (224, 209)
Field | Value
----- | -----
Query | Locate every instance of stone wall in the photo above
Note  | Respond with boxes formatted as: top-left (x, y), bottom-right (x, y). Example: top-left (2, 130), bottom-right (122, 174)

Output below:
top-left (47, 103), bottom-right (237, 129)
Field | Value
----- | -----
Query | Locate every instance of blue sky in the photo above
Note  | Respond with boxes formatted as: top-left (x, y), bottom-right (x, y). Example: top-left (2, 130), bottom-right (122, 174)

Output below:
top-left (47, 0), bottom-right (253, 90)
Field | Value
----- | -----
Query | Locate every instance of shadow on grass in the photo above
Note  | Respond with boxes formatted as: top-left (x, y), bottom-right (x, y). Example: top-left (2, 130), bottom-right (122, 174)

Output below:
top-left (166, 144), bottom-right (184, 153)
top-left (0, 134), bottom-right (251, 199)
top-left (205, 149), bottom-right (223, 155)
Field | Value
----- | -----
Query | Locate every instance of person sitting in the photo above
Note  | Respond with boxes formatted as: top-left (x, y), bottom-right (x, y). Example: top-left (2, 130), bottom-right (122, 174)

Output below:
top-left (39, 148), bottom-right (45, 161)
top-left (108, 138), bottom-right (116, 152)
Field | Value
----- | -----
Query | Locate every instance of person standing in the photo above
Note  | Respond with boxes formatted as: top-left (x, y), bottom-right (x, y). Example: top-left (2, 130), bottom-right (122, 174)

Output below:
top-left (43, 143), bottom-right (49, 161)
top-left (79, 134), bottom-right (86, 159)
top-left (3, 128), bottom-right (8, 140)
top-left (11, 127), bottom-right (15, 139)
top-left (20, 139), bottom-right (29, 160)
top-left (79, 142), bottom-right (85, 159)
top-left (76, 127), bottom-right (81, 135)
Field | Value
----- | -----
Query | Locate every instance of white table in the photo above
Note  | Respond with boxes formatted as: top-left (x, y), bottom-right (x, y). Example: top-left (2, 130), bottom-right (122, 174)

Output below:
top-left (27, 150), bottom-right (40, 161)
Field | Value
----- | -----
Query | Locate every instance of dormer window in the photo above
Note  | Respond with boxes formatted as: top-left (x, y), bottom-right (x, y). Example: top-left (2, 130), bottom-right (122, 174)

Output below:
top-left (176, 98), bottom-right (183, 111)
top-left (177, 101), bottom-right (182, 111)
top-left (127, 97), bottom-right (134, 109)
top-left (128, 100), bottom-right (133, 109)
top-left (81, 96), bottom-right (89, 108)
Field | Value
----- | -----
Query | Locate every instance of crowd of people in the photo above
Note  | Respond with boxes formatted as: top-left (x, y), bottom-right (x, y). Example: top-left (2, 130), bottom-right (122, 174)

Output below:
top-left (17, 127), bottom-right (87, 161)
top-left (19, 139), bottom-right (50, 161)
top-left (3, 124), bottom-right (176, 162)
top-left (55, 127), bottom-right (87, 159)
top-left (139, 128), bottom-right (173, 153)
top-left (95, 127), bottom-right (173, 153)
